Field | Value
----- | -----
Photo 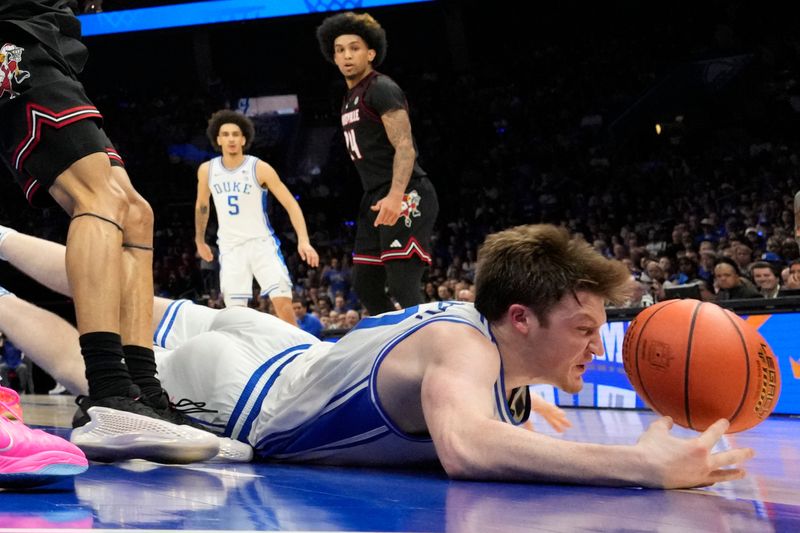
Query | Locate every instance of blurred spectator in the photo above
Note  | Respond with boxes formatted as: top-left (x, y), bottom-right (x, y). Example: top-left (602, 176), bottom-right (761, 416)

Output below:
top-left (293, 298), bottom-right (323, 339)
top-left (328, 310), bottom-right (344, 330)
top-left (732, 243), bottom-right (753, 273)
top-left (624, 278), bottom-right (650, 307)
top-left (695, 219), bottom-right (719, 245)
top-left (783, 260), bottom-right (800, 291)
top-left (332, 293), bottom-right (349, 314)
top-left (668, 256), bottom-right (700, 287)
top-left (321, 257), bottom-right (351, 301)
top-left (423, 282), bottom-right (437, 303)
top-left (457, 288), bottom-right (475, 302)
top-left (750, 261), bottom-right (781, 298)
top-left (697, 250), bottom-right (717, 284)
top-left (714, 257), bottom-right (761, 300)
top-left (343, 309), bottom-right (361, 330)
top-left (640, 260), bottom-right (666, 302)
top-left (317, 296), bottom-right (332, 317)
top-left (436, 284), bottom-right (453, 301)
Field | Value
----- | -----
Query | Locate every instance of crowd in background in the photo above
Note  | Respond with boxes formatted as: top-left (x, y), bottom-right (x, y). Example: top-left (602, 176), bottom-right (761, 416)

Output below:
top-left (1, 2), bottom-right (799, 342)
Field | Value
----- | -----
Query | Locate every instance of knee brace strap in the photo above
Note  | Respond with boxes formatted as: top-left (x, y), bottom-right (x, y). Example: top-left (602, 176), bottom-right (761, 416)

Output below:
top-left (71, 212), bottom-right (123, 233)
top-left (122, 242), bottom-right (154, 251)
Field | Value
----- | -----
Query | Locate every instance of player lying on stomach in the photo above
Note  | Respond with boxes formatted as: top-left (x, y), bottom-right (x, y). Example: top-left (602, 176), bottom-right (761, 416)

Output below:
top-left (0, 224), bottom-right (753, 486)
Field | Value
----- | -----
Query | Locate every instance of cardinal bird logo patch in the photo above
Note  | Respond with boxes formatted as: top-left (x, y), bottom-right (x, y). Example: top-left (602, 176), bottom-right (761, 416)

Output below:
top-left (0, 43), bottom-right (30, 100)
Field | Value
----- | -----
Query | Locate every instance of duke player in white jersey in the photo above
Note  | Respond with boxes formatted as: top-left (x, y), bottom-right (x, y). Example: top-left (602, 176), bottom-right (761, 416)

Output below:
top-left (0, 224), bottom-right (754, 488)
top-left (195, 110), bottom-right (318, 324)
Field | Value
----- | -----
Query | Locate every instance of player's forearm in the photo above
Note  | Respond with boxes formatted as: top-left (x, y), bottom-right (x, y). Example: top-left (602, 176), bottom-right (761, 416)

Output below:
top-left (388, 143), bottom-right (415, 197)
top-left (286, 202), bottom-right (312, 245)
top-left (194, 204), bottom-right (210, 243)
top-left (440, 418), bottom-right (649, 487)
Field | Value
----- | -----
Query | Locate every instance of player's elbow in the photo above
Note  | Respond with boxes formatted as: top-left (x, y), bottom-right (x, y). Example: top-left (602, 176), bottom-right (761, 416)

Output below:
top-left (436, 432), bottom-right (484, 480)
top-left (396, 140), bottom-right (415, 157)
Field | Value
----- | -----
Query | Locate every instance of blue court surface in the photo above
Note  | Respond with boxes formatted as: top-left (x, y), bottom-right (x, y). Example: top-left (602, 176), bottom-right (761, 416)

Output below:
top-left (2, 402), bottom-right (799, 532)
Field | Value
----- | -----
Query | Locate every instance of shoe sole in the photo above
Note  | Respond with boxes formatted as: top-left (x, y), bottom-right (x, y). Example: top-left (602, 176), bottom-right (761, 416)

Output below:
top-left (208, 437), bottom-right (254, 463)
top-left (0, 463), bottom-right (88, 488)
top-left (70, 407), bottom-right (219, 464)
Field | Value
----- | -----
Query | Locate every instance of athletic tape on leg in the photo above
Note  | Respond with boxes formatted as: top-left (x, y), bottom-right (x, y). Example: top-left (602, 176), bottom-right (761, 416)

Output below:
top-left (72, 212), bottom-right (123, 233)
top-left (122, 242), bottom-right (154, 251)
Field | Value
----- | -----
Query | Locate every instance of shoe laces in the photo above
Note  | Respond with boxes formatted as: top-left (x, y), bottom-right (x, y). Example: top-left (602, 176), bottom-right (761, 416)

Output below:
top-left (170, 398), bottom-right (217, 416)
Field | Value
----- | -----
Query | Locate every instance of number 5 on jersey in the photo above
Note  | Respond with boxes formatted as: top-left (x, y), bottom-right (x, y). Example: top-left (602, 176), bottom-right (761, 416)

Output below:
top-left (228, 195), bottom-right (239, 215)
top-left (344, 129), bottom-right (363, 160)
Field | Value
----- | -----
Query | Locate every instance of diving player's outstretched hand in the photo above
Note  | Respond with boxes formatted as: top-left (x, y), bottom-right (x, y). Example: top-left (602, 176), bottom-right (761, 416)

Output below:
top-left (633, 417), bottom-right (754, 489)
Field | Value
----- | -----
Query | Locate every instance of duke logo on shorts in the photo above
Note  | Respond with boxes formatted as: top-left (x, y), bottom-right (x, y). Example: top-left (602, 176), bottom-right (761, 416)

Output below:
top-left (0, 43), bottom-right (31, 100)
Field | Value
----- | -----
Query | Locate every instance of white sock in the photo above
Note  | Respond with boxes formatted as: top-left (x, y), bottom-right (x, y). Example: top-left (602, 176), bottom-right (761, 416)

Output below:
top-left (0, 286), bottom-right (12, 298)
top-left (0, 225), bottom-right (17, 261)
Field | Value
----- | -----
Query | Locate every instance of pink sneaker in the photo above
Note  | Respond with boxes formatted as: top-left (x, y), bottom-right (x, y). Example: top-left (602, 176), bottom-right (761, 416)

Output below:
top-left (0, 386), bottom-right (23, 421)
top-left (1, 386), bottom-right (88, 489)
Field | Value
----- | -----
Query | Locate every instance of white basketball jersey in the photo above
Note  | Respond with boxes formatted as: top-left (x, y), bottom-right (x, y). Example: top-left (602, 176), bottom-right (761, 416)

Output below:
top-left (238, 301), bottom-right (531, 466)
top-left (154, 300), bottom-right (531, 467)
top-left (208, 155), bottom-right (276, 250)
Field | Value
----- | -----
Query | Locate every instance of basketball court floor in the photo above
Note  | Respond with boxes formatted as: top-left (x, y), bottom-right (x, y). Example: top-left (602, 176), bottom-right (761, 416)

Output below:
top-left (2, 395), bottom-right (799, 532)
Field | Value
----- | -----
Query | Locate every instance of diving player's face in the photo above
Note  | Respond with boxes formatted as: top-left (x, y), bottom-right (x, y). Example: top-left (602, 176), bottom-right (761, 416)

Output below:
top-left (217, 123), bottom-right (245, 155)
top-left (526, 291), bottom-right (606, 394)
top-left (333, 34), bottom-right (375, 84)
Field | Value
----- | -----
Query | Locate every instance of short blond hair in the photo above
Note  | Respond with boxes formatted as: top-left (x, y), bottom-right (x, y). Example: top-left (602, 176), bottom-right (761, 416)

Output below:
top-left (474, 225), bottom-right (632, 325)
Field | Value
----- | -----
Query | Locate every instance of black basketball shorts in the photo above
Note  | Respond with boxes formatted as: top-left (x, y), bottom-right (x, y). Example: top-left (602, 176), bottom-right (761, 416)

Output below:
top-left (353, 176), bottom-right (439, 266)
top-left (0, 29), bottom-right (123, 208)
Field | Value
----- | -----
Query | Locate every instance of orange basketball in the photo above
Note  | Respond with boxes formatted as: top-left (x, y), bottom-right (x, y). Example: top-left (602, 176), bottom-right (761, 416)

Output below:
top-left (622, 299), bottom-right (781, 433)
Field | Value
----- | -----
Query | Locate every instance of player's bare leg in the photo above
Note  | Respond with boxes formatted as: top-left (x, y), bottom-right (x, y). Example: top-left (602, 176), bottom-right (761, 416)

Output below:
top-left (111, 167), bottom-right (154, 348)
top-left (109, 166), bottom-right (168, 405)
top-left (49, 153), bottom-right (125, 340)
top-left (271, 296), bottom-right (297, 326)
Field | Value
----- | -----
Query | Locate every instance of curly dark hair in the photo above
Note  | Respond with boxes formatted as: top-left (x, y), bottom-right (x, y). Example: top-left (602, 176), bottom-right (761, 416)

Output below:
top-left (316, 11), bottom-right (387, 67)
top-left (206, 109), bottom-right (255, 152)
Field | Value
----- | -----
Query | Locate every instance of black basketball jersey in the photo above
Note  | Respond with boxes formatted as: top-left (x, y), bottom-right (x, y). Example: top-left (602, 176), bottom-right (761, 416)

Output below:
top-left (340, 71), bottom-right (426, 192)
top-left (0, 1), bottom-right (84, 74)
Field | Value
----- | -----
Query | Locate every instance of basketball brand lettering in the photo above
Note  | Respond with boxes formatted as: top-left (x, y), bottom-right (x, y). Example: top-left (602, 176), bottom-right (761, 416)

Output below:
top-left (643, 340), bottom-right (672, 371)
top-left (754, 343), bottom-right (778, 418)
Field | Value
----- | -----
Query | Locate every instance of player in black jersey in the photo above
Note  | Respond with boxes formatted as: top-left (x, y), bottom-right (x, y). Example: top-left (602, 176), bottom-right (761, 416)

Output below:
top-left (317, 12), bottom-right (439, 315)
top-left (0, 1), bottom-right (215, 460)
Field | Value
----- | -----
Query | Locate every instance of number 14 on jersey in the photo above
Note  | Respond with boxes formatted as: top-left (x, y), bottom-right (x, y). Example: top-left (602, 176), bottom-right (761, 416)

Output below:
top-left (344, 129), bottom-right (363, 160)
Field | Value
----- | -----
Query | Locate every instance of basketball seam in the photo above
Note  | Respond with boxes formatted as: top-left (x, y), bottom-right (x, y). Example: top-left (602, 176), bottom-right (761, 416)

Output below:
top-left (684, 302), bottom-right (702, 430)
top-left (721, 310), bottom-right (751, 426)
top-left (633, 299), bottom-right (681, 416)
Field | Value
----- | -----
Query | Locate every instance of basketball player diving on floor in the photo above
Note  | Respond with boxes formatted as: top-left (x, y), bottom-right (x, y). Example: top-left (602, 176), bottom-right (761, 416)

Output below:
top-left (0, 223), bottom-right (754, 488)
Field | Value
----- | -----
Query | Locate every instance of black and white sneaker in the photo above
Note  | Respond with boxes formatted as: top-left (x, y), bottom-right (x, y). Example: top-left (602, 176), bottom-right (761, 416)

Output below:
top-left (70, 395), bottom-right (219, 464)
top-left (140, 390), bottom-right (254, 463)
